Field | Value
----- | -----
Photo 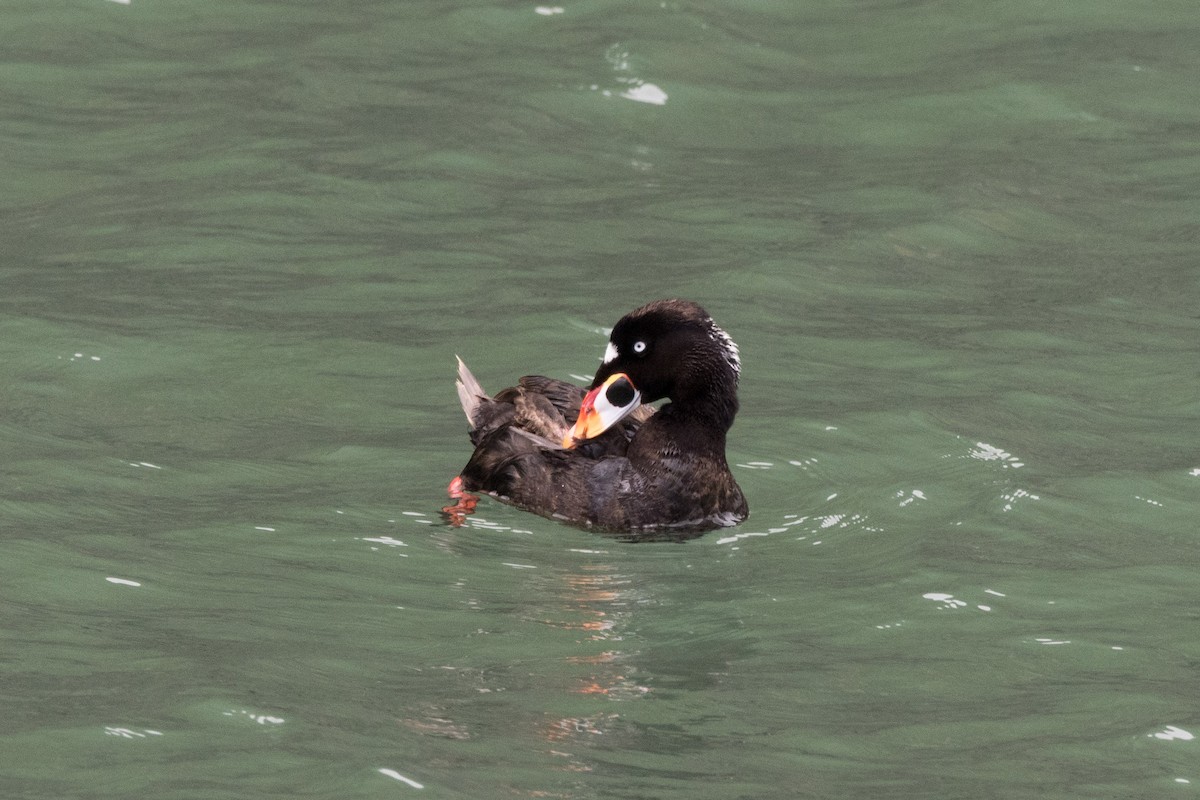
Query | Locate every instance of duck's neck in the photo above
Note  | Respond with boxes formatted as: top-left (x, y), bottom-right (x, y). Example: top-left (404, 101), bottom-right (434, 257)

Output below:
top-left (649, 392), bottom-right (737, 456)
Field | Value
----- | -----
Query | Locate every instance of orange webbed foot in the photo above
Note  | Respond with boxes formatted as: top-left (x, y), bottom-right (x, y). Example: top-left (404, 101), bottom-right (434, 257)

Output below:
top-left (441, 476), bottom-right (479, 527)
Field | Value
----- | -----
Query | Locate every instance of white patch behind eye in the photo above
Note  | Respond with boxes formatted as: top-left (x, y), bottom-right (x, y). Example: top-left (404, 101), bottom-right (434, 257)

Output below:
top-left (602, 341), bottom-right (619, 364)
top-left (709, 322), bottom-right (741, 377)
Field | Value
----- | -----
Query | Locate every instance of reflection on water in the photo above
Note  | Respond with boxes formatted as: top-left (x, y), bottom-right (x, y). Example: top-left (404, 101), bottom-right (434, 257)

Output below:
top-left (528, 562), bottom-right (648, 770)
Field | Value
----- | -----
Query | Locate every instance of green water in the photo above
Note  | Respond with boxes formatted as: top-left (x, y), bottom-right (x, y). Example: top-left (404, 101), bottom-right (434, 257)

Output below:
top-left (3, 0), bottom-right (1199, 797)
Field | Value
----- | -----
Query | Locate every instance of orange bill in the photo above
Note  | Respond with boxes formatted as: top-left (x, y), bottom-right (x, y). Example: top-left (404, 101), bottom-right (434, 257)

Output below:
top-left (562, 373), bottom-right (641, 448)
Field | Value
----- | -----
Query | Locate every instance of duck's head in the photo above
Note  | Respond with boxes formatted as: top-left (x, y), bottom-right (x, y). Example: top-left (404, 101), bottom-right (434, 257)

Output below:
top-left (564, 299), bottom-right (741, 448)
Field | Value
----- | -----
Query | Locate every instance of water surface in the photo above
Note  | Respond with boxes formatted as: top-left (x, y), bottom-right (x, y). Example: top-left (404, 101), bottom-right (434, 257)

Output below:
top-left (3, 1), bottom-right (1200, 797)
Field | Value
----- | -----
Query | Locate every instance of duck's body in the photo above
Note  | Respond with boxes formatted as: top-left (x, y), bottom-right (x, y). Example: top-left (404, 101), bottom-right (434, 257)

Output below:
top-left (450, 299), bottom-right (748, 536)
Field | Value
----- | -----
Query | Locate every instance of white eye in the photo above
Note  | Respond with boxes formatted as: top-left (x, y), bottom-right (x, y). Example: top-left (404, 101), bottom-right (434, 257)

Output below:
top-left (632, 340), bottom-right (647, 354)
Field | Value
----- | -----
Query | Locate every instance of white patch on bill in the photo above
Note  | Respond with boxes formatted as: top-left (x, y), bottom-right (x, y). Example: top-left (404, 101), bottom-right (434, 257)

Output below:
top-left (602, 341), bottom-right (619, 364)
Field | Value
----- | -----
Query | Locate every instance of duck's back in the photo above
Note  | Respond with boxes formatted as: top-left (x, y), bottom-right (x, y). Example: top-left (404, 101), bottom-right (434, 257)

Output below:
top-left (454, 360), bottom-right (646, 526)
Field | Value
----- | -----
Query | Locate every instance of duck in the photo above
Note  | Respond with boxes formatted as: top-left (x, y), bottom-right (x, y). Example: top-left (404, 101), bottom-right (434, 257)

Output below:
top-left (446, 299), bottom-right (748, 537)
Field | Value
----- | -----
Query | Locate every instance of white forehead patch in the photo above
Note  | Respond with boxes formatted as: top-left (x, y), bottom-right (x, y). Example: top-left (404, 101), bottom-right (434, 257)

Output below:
top-left (602, 341), bottom-right (619, 364)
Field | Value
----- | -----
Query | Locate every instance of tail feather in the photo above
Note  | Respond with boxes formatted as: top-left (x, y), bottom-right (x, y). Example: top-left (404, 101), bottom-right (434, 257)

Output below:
top-left (455, 356), bottom-right (487, 428)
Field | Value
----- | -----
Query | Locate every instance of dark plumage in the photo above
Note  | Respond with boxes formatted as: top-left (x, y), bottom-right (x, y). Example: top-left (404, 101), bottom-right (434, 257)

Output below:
top-left (449, 299), bottom-right (748, 537)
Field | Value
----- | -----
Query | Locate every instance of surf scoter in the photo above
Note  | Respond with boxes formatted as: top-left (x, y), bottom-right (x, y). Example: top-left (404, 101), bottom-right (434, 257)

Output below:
top-left (447, 299), bottom-right (748, 536)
